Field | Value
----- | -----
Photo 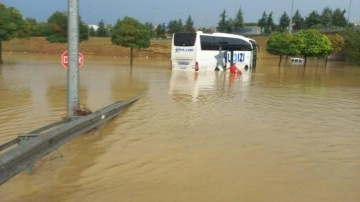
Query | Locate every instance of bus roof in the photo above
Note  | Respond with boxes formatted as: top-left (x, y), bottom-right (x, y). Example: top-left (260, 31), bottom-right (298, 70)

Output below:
top-left (197, 31), bottom-right (250, 39)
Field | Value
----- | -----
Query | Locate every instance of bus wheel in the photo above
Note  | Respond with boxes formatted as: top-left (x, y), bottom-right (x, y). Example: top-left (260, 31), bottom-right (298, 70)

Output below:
top-left (245, 65), bottom-right (249, 71)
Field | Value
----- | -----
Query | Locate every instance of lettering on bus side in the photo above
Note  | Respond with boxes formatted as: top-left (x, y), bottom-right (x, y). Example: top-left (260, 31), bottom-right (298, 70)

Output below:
top-left (224, 52), bottom-right (245, 63)
top-left (175, 48), bottom-right (194, 53)
top-left (178, 61), bottom-right (189, 65)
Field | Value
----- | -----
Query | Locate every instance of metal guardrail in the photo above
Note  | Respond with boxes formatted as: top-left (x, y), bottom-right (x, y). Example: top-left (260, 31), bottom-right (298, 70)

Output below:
top-left (0, 93), bottom-right (144, 185)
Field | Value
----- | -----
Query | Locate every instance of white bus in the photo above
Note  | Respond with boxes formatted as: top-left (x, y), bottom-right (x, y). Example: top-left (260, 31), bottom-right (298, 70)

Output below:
top-left (171, 31), bottom-right (257, 72)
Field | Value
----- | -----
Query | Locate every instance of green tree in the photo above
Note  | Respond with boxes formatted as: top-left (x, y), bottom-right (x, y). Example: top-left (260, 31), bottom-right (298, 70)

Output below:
top-left (296, 29), bottom-right (333, 66)
top-left (32, 22), bottom-right (50, 37)
top-left (46, 11), bottom-right (67, 42)
top-left (342, 28), bottom-right (360, 64)
top-left (168, 19), bottom-right (183, 34)
top-left (244, 22), bottom-right (258, 26)
top-left (96, 20), bottom-right (108, 37)
top-left (321, 7), bottom-right (333, 28)
top-left (278, 12), bottom-right (290, 32)
top-left (46, 11), bottom-right (89, 43)
top-left (258, 11), bottom-right (267, 34)
top-left (89, 26), bottom-right (96, 37)
top-left (305, 11), bottom-right (322, 29)
top-left (111, 17), bottom-right (151, 66)
top-left (79, 19), bottom-right (89, 41)
top-left (25, 17), bottom-right (37, 36)
top-left (292, 10), bottom-right (304, 31)
top-left (265, 12), bottom-right (275, 34)
top-left (154, 24), bottom-right (165, 38)
top-left (233, 7), bottom-right (244, 30)
top-left (0, 3), bottom-right (30, 63)
top-left (198, 27), bottom-right (215, 33)
top-left (318, 34), bottom-right (333, 66)
top-left (267, 29), bottom-right (333, 66)
top-left (217, 9), bottom-right (227, 32)
top-left (145, 22), bottom-right (155, 38)
top-left (266, 32), bottom-right (300, 66)
top-left (184, 15), bottom-right (195, 33)
top-left (106, 24), bottom-right (113, 35)
top-left (332, 8), bottom-right (347, 27)
top-left (217, 10), bottom-right (232, 33)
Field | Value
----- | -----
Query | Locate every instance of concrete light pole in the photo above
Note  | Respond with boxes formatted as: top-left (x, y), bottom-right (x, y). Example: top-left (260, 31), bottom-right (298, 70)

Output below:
top-left (289, 0), bottom-right (294, 33)
top-left (347, 0), bottom-right (352, 27)
top-left (67, 0), bottom-right (80, 117)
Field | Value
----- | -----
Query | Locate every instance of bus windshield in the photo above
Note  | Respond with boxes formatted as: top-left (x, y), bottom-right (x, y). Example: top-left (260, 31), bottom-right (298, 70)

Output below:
top-left (174, 33), bottom-right (196, 46)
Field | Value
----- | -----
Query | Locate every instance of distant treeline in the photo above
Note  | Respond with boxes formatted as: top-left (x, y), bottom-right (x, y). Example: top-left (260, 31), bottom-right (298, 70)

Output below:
top-left (1, 2), bottom-right (359, 65)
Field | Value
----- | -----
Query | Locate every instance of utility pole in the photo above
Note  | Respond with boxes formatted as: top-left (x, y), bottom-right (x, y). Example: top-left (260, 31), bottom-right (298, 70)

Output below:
top-left (347, 0), bottom-right (352, 27)
top-left (67, 0), bottom-right (80, 117)
top-left (289, 0), bottom-right (294, 33)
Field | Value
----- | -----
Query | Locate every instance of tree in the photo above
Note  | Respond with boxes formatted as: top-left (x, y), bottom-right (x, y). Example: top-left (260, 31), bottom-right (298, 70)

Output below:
top-left (217, 9), bottom-right (227, 32)
top-left (217, 10), bottom-right (232, 33)
top-left (292, 10), bottom-right (304, 31)
top-left (96, 20), bottom-right (108, 37)
top-left (0, 3), bottom-right (30, 63)
top-left (32, 22), bottom-right (50, 37)
top-left (321, 7), bottom-right (333, 28)
top-left (267, 29), bottom-right (333, 67)
top-left (296, 29), bottom-right (333, 66)
top-left (105, 24), bottom-right (113, 35)
top-left (258, 11), bottom-right (267, 34)
top-left (265, 12), bottom-right (275, 34)
top-left (325, 33), bottom-right (346, 66)
top-left (318, 34), bottom-right (333, 66)
top-left (266, 32), bottom-right (300, 66)
top-left (198, 27), bottom-right (215, 34)
top-left (89, 26), bottom-right (96, 37)
top-left (342, 28), bottom-right (360, 64)
top-left (46, 11), bottom-right (67, 42)
top-left (79, 19), bottom-right (89, 41)
top-left (154, 24), bottom-right (165, 38)
top-left (111, 17), bottom-right (151, 66)
top-left (25, 17), bottom-right (37, 36)
top-left (327, 33), bottom-right (344, 53)
top-left (46, 11), bottom-right (89, 43)
top-left (145, 22), bottom-right (155, 38)
top-left (184, 15), bottom-right (195, 33)
top-left (278, 12), bottom-right (290, 32)
top-left (168, 19), bottom-right (183, 34)
top-left (233, 8), bottom-right (244, 31)
top-left (305, 11), bottom-right (322, 29)
top-left (332, 8), bottom-right (347, 27)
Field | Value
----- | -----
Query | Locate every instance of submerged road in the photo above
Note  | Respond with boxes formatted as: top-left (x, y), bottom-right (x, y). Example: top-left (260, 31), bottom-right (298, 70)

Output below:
top-left (0, 94), bottom-right (143, 184)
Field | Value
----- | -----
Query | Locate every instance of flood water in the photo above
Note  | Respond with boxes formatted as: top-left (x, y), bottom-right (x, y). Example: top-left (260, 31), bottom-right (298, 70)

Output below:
top-left (1, 53), bottom-right (360, 202)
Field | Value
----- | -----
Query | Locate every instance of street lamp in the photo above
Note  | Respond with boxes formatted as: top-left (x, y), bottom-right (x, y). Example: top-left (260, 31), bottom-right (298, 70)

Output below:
top-left (347, 0), bottom-right (352, 27)
top-left (67, 0), bottom-right (80, 117)
top-left (289, 0), bottom-right (294, 33)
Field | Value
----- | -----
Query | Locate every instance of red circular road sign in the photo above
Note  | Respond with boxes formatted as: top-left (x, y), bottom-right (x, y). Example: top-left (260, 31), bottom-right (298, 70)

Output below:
top-left (61, 51), bottom-right (84, 68)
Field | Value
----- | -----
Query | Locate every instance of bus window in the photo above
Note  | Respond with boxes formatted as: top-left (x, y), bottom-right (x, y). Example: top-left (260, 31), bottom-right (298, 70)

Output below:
top-left (174, 33), bottom-right (196, 46)
top-left (200, 35), bottom-right (218, 50)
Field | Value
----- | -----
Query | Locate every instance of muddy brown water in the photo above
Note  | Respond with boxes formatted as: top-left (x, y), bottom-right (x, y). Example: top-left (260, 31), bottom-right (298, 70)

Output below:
top-left (0, 53), bottom-right (360, 202)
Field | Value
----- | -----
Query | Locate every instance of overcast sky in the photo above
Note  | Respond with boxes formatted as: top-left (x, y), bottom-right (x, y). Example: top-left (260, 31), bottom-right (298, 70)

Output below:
top-left (2, 0), bottom-right (359, 27)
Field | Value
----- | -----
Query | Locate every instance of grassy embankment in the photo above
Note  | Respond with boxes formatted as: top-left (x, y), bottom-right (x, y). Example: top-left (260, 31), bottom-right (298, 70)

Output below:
top-left (3, 36), bottom-right (272, 60)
